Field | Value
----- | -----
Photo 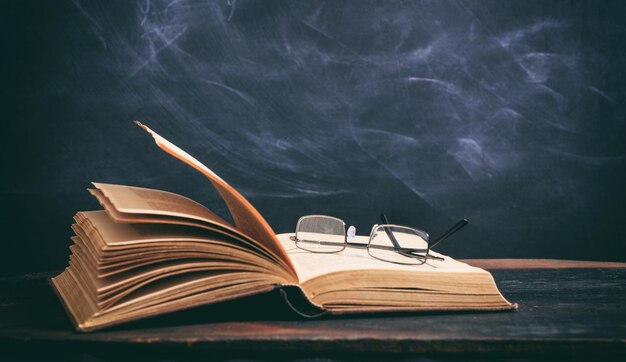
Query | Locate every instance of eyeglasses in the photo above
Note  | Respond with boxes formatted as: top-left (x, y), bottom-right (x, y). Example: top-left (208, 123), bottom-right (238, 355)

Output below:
top-left (292, 214), bottom-right (468, 265)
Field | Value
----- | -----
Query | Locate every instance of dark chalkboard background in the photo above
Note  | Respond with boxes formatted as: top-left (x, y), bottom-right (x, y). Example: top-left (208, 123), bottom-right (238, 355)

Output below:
top-left (2, 0), bottom-right (625, 276)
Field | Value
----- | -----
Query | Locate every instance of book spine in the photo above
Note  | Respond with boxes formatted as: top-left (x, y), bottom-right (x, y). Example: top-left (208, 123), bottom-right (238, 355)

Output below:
top-left (278, 285), bottom-right (328, 318)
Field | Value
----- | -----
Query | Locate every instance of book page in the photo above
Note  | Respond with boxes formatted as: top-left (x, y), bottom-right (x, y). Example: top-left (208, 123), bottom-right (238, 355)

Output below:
top-left (276, 233), bottom-right (487, 284)
top-left (77, 210), bottom-right (233, 246)
top-left (135, 121), bottom-right (295, 275)
top-left (91, 183), bottom-right (232, 228)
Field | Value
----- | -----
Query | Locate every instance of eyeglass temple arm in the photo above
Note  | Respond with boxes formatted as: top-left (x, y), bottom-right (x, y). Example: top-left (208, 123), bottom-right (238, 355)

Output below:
top-left (429, 219), bottom-right (469, 249)
top-left (379, 213), bottom-right (402, 249)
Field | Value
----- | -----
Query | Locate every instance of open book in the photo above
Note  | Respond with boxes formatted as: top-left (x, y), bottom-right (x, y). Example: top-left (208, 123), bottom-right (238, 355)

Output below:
top-left (51, 122), bottom-right (516, 332)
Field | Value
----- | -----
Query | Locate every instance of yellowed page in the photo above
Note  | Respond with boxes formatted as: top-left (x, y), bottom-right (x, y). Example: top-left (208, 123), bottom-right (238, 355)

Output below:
top-left (74, 210), bottom-right (294, 282)
top-left (89, 184), bottom-right (290, 272)
top-left (135, 121), bottom-right (295, 275)
top-left (92, 183), bottom-right (232, 229)
top-left (276, 233), bottom-right (488, 284)
top-left (78, 210), bottom-right (229, 246)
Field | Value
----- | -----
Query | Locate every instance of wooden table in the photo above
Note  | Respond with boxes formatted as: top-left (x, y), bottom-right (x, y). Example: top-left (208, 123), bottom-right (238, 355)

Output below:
top-left (1, 259), bottom-right (625, 361)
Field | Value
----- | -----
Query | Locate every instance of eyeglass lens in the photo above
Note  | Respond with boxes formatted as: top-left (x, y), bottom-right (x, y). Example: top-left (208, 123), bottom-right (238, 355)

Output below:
top-left (295, 216), bottom-right (346, 253)
top-left (368, 225), bottom-right (429, 265)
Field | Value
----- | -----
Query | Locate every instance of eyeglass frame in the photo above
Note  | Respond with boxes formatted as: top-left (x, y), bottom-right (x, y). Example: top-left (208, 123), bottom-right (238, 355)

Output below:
top-left (292, 214), bottom-right (468, 264)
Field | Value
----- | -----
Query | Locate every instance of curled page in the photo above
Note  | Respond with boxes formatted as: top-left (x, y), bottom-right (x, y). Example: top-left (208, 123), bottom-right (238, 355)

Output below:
top-left (134, 121), bottom-right (296, 275)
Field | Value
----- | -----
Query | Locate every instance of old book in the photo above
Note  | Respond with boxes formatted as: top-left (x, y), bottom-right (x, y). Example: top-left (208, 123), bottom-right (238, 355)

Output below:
top-left (51, 122), bottom-right (516, 332)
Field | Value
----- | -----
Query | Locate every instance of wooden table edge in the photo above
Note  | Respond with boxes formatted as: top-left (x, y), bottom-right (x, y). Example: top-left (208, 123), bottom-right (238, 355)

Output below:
top-left (460, 258), bottom-right (626, 269)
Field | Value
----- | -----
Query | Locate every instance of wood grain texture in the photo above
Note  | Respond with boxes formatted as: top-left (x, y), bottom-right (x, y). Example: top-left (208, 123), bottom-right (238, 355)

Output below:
top-left (0, 260), bottom-right (625, 360)
top-left (460, 258), bottom-right (626, 269)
